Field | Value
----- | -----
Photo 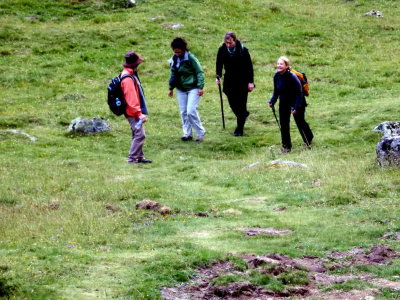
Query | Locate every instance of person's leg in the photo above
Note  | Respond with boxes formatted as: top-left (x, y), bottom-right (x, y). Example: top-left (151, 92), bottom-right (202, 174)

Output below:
top-left (127, 117), bottom-right (145, 162)
top-left (235, 92), bottom-right (249, 135)
top-left (176, 89), bottom-right (192, 138)
top-left (279, 106), bottom-right (292, 150)
top-left (226, 92), bottom-right (248, 136)
top-left (186, 89), bottom-right (206, 139)
top-left (294, 107), bottom-right (313, 146)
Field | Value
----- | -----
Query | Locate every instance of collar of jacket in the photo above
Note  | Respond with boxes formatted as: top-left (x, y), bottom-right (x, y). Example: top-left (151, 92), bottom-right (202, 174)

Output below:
top-left (223, 40), bottom-right (242, 54)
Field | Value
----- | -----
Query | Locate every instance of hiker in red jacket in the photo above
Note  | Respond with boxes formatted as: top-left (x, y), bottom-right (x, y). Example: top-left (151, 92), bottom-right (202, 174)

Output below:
top-left (121, 51), bottom-right (152, 164)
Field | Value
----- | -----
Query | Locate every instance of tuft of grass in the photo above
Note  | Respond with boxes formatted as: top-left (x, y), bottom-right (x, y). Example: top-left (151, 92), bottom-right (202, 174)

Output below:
top-left (320, 279), bottom-right (373, 292)
top-left (211, 274), bottom-right (244, 286)
top-left (248, 270), bottom-right (285, 292)
top-left (277, 270), bottom-right (310, 285)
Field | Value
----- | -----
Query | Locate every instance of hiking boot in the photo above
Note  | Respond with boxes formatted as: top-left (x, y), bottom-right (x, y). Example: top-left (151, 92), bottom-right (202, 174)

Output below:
top-left (196, 135), bottom-right (205, 142)
top-left (128, 158), bottom-right (152, 164)
top-left (278, 148), bottom-right (291, 154)
top-left (138, 158), bottom-right (152, 163)
top-left (233, 127), bottom-right (243, 137)
top-left (181, 136), bottom-right (193, 141)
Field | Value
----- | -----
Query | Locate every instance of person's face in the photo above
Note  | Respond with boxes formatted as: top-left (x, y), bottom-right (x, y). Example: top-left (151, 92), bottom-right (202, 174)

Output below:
top-left (173, 48), bottom-right (185, 58)
top-left (276, 59), bottom-right (288, 73)
top-left (136, 54), bottom-right (144, 66)
top-left (224, 37), bottom-right (236, 50)
top-left (132, 55), bottom-right (144, 70)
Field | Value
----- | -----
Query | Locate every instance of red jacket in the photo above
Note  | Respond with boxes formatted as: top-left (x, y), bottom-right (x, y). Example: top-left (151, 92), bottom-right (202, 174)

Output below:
top-left (121, 68), bottom-right (141, 118)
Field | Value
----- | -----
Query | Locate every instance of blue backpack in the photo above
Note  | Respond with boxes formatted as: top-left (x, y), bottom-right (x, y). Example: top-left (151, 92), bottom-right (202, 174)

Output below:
top-left (107, 74), bottom-right (133, 116)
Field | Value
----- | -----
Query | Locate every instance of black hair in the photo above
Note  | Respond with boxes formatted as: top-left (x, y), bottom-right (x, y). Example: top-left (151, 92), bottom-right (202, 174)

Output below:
top-left (171, 37), bottom-right (188, 50)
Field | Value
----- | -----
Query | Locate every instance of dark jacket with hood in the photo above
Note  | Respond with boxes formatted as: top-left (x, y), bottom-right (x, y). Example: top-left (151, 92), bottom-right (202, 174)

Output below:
top-left (216, 41), bottom-right (254, 94)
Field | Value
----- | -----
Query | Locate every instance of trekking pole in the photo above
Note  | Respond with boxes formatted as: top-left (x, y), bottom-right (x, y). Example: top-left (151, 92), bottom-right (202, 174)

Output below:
top-left (300, 127), bottom-right (311, 148)
top-left (271, 105), bottom-right (281, 130)
top-left (216, 75), bottom-right (225, 129)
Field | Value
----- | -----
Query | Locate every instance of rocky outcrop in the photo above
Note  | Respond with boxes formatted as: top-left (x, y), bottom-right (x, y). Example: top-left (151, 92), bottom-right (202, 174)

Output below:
top-left (374, 121), bottom-right (400, 167)
top-left (68, 117), bottom-right (110, 134)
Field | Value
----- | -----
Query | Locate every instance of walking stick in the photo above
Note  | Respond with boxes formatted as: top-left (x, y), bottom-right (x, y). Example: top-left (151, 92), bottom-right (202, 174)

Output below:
top-left (271, 105), bottom-right (281, 130)
top-left (216, 76), bottom-right (225, 129)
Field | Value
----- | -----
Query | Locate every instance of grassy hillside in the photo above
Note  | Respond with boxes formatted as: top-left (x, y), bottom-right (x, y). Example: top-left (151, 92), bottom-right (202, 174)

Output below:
top-left (1, 0), bottom-right (399, 298)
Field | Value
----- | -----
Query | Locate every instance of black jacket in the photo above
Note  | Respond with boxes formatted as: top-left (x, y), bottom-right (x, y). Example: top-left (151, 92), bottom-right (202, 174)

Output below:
top-left (216, 41), bottom-right (254, 94)
top-left (269, 70), bottom-right (305, 110)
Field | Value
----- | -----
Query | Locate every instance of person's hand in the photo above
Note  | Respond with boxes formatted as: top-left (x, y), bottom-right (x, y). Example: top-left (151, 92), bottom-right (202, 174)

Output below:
top-left (216, 78), bottom-right (221, 85)
top-left (268, 103), bottom-right (273, 108)
top-left (139, 114), bottom-right (148, 123)
top-left (291, 109), bottom-right (297, 115)
top-left (248, 83), bottom-right (255, 92)
top-left (198, 89), bottom-right (204, 96)
top-left (168, 90), bottom-right (173, 97)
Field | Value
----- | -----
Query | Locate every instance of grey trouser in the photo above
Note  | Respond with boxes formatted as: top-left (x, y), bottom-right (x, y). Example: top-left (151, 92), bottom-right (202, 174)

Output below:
top-left (176, 88), bottom-right (206, 138)
top-left (127, 117), bottom-right (145, 162)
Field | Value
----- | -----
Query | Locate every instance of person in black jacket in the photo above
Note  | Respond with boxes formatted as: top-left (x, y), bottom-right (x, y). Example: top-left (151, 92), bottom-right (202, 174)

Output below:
top-left (268, 56), bottom-right (313, 153)
top-left (216, 32), bottom-right (255, 136)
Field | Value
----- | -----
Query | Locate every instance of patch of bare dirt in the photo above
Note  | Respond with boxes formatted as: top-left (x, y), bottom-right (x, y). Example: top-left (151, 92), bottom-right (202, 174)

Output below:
top-left (135, 199), bottom-right (172, 215)
top-left (48, 203), bottom-right (60, 210)
top-left (272, 207), bottom-right (286, 212)
top-left (328, 245), bottom-right (400, 267)
top-left (239, 228), bottom-right (293, 236)
top-left (194, 212), bottom-right (209, 217)
top-left (161, 245), bottom-right (400, 300)
top-left (309, 288), bottom-right (380, 300)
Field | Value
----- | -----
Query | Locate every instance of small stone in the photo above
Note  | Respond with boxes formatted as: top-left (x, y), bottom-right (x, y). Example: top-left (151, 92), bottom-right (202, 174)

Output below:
top-left (105, 204), bottom-right (120, 213)
top-left (159, 206), bottom-right (172, 215)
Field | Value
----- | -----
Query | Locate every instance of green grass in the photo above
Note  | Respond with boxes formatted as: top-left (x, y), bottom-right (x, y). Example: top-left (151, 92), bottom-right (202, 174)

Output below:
top-left (1, 0), bottom-right (400, 298)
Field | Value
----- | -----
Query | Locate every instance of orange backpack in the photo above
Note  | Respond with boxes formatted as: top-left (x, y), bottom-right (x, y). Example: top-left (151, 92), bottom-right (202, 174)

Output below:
top-left (290, 69), bottom-right (309, 97)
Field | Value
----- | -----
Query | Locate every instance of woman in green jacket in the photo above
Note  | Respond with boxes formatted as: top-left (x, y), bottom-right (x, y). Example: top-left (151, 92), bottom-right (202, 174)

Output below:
top-left (168, 37), bottom-right (206, 142)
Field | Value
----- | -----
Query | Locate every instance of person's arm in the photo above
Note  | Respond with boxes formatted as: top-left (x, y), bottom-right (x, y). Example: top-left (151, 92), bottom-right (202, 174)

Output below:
top-left (168, 56), bottom-right (178, 91)
top-left (269, 74), bottom-right (279, 107)
top-left (291, 74), bottom-right (303, 112)
top-left (216, 46), bottom-right (224, 84)
top-left (243, 47), bottom-right (254, 88)
top-left (190, 54), bottom-right (204, 90)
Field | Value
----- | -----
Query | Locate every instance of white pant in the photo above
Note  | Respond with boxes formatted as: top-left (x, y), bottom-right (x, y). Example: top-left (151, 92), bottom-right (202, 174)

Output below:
top-left (176, 89), bottom-right (205, 137)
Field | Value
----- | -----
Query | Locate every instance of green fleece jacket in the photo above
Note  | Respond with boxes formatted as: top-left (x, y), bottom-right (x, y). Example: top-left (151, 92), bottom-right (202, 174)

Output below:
top-left (169, 51), bottom-right (204, 92)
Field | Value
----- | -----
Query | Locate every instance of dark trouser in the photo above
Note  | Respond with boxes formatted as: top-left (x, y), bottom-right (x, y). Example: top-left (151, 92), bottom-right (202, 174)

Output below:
top-left (279, 106), bottom-right (313, 149)
top-left (225, 90), bottom-right (249, 134)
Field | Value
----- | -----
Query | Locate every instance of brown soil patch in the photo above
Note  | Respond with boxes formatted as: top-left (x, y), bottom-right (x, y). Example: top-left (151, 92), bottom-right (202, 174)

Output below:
top-left (135, 199), bottom-right (171, 215)
top-left (161, 245), bottom-right (400, 300)
top-left (272, 207), bottom-right (287, 212)
top-left (328, 245), bottom-right (400, 268)
top-left (48, 203), bottom-right (60, 210)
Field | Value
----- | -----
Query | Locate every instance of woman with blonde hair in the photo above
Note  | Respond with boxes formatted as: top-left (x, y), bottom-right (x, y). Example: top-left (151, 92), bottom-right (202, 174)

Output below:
top-left (268, 56), bottom-right (313, 153)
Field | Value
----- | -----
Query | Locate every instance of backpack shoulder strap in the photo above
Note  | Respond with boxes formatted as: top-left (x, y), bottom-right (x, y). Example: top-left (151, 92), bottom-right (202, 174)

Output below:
top-left (120, 74), bottom-right (134, 81)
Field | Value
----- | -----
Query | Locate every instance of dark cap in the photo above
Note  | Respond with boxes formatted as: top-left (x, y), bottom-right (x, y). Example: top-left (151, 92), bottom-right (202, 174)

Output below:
top-left (123, 51), bottom-right (143, 68)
